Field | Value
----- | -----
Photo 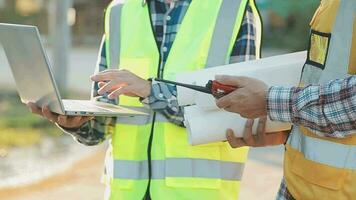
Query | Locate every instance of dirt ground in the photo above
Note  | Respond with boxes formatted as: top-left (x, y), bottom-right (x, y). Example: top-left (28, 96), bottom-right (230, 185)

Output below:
top-left (0, 149), bottom-right (106, 200)
top-left (0, 148), bottom-right (283, 200)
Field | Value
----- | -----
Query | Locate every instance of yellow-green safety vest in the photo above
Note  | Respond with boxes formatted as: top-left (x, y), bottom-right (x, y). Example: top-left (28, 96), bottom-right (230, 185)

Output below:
top-left (284, 0), bottom-right (356, 199)
top-left (103, 0), bottom-right (262, 199)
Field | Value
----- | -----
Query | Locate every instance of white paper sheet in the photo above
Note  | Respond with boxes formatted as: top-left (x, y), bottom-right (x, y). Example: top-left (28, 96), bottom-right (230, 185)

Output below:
top-left (176, 51), bottom-right (307, 108)
top-left (184, 106), bottom-right (292, 145)
top-left (175, 51), bottom-right (307, 145)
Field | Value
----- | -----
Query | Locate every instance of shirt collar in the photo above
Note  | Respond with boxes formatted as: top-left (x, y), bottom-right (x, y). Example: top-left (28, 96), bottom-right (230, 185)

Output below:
top-left (144, 0), bottom-right (183, 3)
top-left (142, 0), bottom-right (185, 7)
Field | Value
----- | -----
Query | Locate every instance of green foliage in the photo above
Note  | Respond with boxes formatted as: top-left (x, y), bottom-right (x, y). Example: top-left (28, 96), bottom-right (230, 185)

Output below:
top-left (261, 0), bottom-right (320, 51)
top-left (0, 90), bottom-right (62, 148)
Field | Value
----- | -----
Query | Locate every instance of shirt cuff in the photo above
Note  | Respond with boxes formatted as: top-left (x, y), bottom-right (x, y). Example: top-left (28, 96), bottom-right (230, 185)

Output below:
top-left (56, 121), bottom-right (104, 146)
top-left (266, 86), bottom-right (295, 123)
top-left (140, 78), bottom-right (178, 111)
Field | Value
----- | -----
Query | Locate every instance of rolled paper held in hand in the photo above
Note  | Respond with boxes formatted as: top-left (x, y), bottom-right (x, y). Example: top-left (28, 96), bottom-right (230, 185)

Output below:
top-left (175, 51), bottom-right (306, 145)
top-left (184, 106), bottom-right (292, 145)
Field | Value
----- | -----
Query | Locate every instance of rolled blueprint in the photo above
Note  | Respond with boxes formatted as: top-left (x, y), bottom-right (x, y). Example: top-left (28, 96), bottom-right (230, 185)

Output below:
top-left (176, 51), bottom-right (307, 145)
top-left (184, 106), bottom-right (292, 145)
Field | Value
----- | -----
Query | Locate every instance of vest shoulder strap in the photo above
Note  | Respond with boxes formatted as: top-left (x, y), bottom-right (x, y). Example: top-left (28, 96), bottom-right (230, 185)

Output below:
top-left (105, 0), bottom-right (125, 69)
top-left (205, 0), bottom-right (247, 68)
top-left (319, 0), bottom-right (356, 83)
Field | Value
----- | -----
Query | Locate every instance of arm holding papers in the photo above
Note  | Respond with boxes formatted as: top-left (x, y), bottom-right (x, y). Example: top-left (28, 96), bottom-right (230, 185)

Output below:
top-left (217, 75), bottom-right (356, 142)
top-left (176, 51), bottom-right (306, 145)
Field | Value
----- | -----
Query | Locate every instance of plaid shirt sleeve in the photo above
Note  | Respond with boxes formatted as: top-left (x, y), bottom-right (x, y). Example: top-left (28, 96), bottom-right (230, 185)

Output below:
top-left (143, 5), bottom-right (257, 127)
top-left (57, 36), bottom-right (116, 146)
top-left (267, 75), bottom-right (356, 138)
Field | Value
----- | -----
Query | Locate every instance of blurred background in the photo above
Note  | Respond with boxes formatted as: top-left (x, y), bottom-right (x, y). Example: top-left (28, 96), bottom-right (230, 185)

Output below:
top-left (0, 0), bottom-right (318, 199)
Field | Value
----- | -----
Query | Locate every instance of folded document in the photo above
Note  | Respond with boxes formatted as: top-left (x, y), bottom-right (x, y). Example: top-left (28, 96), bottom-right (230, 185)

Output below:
top-left (175, 51), bottom-right (307, 145)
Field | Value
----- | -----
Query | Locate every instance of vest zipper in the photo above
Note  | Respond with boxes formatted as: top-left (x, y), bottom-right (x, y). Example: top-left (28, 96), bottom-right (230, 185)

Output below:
top-left (144, 2), bottom-right (162, 200)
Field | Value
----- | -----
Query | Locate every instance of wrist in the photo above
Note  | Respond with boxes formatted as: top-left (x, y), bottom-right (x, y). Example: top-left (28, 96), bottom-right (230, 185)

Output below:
top-left (140, 80), bottom-right (152, 98)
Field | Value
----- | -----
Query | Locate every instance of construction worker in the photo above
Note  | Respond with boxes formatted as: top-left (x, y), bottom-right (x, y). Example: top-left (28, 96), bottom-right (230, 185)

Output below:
top-left (216, 0), bottom-right (356, 199)
top-left (27, 0), bottom-right (262, 199)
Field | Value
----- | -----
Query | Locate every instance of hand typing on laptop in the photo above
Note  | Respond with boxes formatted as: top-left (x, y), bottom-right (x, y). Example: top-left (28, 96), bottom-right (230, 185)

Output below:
top-left (26, 102), bottom-right (93, 129)
top-left (91, 69), bottom-right (151, 99)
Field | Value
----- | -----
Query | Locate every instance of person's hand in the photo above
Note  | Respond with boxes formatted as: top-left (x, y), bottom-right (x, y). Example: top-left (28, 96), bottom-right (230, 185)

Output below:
top-left (215, 75), bottom-right (268, 119)
top-left (90, 69), bottom-right (151, 99)
top-left (26, 102), bottom-right (92, 129)
top-left (226, 117), bottom-right (289, 148)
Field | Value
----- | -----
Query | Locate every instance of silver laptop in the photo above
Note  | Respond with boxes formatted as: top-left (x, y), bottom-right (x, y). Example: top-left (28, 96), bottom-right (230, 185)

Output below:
top-left (0, 23), bottom-right (146, 116)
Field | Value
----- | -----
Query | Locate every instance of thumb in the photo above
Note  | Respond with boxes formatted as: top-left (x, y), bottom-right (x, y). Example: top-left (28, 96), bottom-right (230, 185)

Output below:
top-left (215, 75), bottom-right (249, 87)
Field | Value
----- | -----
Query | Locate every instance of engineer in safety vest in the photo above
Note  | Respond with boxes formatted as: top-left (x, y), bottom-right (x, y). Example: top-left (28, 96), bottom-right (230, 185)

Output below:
top-left (216, 0), bottom-right (356, 199)
top-left (27, 0), bottom-right (264, 199)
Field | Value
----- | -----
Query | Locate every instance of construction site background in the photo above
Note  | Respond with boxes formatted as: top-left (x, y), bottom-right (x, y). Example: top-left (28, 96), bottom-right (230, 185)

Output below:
top-left (0, 0), bottom-right (319, 199)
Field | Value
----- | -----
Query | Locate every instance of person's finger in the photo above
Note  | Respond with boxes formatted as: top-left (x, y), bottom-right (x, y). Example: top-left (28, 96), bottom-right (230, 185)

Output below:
top-left (223, 105), bottom-right (242, 114)
top-left (214, 75), bottom-right (249, 87)
top-left (108, 85), bottom-right (135, 99)
top-left (57, 115), bottom-right (68, 126)
top-left (257, 117), bottom-right (267, 135)
top-left (91, 69), bottom-right (129, 82)
top-left (226, 129), bottom-right (246, 148)
top-left (96, 69), bottom-right (128, 75)
top-left (70, 116), bottom-right (82, 126)
top-left (98, 82), bottom-right (106, 88)
top-left (42, 106), bottom-right (58, 123)
top-left (57, 116), bottom-right (92, 128)
top-left (216, 93), bottom-right (234, 109)
top-left (26, 102), bottom-right (43, 116)
top-left (91, 72), bottom-right (117, 82)
top-left (243, 119), bottom-right (255, 145)
top-left (240, 113), bottom-right (254, 119)
top-left (97, 81), bottom-right (126, 95)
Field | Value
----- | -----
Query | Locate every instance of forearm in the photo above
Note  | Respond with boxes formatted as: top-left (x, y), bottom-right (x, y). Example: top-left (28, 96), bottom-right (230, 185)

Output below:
top-left (57, 116), bottom-right (115, 146)
top-left (267, 75), bottom-right (356, 138)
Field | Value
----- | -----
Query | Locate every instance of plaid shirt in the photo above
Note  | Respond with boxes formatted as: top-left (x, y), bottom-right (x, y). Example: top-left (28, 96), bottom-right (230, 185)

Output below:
top-left (143, 0), bottom-right (257, 126)
top-left (61, 0), bottom-right (258, 144)
top-left (268, 75), bottom-right (356, 200)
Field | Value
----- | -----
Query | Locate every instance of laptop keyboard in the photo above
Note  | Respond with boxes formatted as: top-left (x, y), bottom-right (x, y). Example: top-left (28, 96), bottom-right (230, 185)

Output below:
top-left (63, 100), bottom-right (111, 112)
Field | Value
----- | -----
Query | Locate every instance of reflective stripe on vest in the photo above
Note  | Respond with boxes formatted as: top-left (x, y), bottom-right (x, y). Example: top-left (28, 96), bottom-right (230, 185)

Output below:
top-left (206, 0), bottom-right (243, 67)
top-left (105, 0), bottom-right (123, 69)
top-left (288, 129), bottom-right (356, 169)
top-left (319, 0), bottom-right (356, 83)
top-left (116, 106), bottom-right (169, 124)
top-left (114, 158), bottom-right (244, 181)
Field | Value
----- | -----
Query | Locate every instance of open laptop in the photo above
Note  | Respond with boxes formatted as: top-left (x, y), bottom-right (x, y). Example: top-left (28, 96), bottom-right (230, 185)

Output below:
top-left (0, 23), bottom-right (146, 116)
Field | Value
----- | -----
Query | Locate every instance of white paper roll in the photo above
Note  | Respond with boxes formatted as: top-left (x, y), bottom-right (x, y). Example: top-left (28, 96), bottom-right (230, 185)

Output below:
top-left (184, 106), bottom-right (292, 145)
top-left (176, 51), bottom-right (307, 145)
top-left (176, 86), bottom-right (197, 106)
